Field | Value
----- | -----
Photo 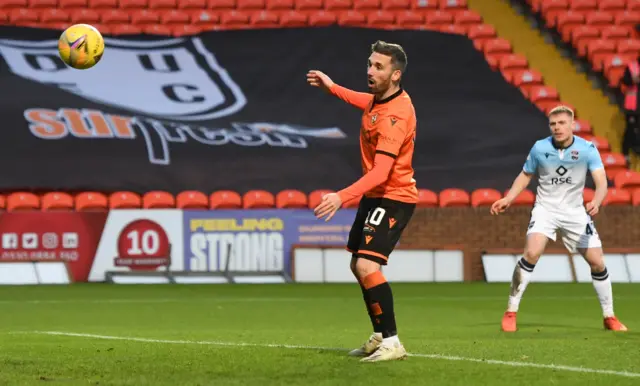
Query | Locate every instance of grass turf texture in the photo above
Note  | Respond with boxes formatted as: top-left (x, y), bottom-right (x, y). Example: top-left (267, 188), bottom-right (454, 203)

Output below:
top-left (0, 283), bottom-right (638, 385)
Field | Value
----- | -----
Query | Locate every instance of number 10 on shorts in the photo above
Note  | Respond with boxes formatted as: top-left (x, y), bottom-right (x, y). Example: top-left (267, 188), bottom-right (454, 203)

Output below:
top-left (366, 207), bottom-right (386, 226)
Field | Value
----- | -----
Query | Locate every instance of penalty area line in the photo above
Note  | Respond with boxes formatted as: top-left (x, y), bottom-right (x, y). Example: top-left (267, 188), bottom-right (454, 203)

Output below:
top-left (18, 331), bottom-right (640, 379)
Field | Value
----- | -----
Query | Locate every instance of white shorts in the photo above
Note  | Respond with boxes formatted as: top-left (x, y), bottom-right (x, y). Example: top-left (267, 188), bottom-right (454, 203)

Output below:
top-left (526, 205), bottom-right (602, 253)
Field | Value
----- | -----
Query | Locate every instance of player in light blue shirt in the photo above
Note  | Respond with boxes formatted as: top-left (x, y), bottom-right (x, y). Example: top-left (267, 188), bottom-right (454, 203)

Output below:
top-left (490, 106), bottom-right (628, 333)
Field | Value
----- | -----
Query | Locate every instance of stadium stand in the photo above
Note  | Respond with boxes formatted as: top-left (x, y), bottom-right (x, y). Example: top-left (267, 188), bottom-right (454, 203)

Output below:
top-left (0, 0), bottom-right (639, 208)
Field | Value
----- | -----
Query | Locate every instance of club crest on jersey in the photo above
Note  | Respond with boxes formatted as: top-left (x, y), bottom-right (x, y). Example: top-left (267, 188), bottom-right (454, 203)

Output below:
top-left (0, 36), bottom-right (246, 122)
top-left (571, 150), bottom-right (579, 160)
top-left (371, 114), bottom-right (377, 124)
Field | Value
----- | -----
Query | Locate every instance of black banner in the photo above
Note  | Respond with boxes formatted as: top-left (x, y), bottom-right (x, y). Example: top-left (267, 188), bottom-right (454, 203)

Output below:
top-left (0, 26), bottom-right (549, 195)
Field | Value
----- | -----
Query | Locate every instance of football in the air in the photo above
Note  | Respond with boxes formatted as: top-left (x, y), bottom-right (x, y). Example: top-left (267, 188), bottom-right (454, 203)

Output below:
top-left (58, 24), bottom-right (105, 70)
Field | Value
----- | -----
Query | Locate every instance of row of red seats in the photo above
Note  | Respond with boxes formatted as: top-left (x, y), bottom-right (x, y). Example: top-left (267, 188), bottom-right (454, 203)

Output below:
top-left (3, 8), bottom-right (483, 28)
top-left (3, 173), bottom-right (640, 212)
top-left (0, 0), bottom-right (469, 11)
top-left (531, 0), bottom-right (640, 14)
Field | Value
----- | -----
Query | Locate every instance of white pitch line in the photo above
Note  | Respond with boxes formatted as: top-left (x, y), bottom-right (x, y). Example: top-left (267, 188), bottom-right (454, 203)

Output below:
top-left (22, 331), bottom-right (640, 379)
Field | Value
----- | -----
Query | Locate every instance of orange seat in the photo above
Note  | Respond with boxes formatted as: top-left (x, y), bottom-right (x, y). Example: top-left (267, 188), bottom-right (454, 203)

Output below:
top-left (40, 9), bottom-right (70, 22)
top-left (177, 191), bottom-right (209, 210)
top-left (276, 189), bottom-right (308, 209)
top-left (511, 69), bottom-right (544, 94)
top-left (541, 0), bottom-right (569, 28)
top-left (266, 0), bottom-right (293, 9)
top-left (454, 10), bottom-right (482, 27)
top-left (280, 10), bottom-right (307, 26)
top-left (71, 9), bottom-right (100, 23)
top-left (614, 170), bottom-right (640, 189)
top-left (210, 190), bottom-right (242, 209)
top-left (439, 24), bottom-right (467, 35)
top-left (528, 85), bottom-right (560, 104)
top-left (173, 24), bottom-right (204, 35)
top-left (440, 0), bottom-right (467, 11)
top-left (415, 189), bottom-right (438, 208)
top-left (251, 10), bottom-right (279, 27)
top-left (41, 192), bottom-right (74, 211)
top-left (574, 119), bottom-right (592, 134)
top-left (7, 192), bottom-right (40, 212)
top-left (599, 0), bottom-right (625, 12)
top-left (2, 0), bottom-right (27, 8)
top-left (557, 11), bottom-right (586, 42)
top-left (88, 0), bottom-right (117, 8)
top-left (338, 10), bottom-right (367, 26)
top-left (467, 24), bottom-right (497, 47)
top-left (381, 0), bottom-right (408, 10)
top-left (0, 195), bottom-right (5, 211)
top-left (10, 9), bottom-right (39, 23)
top-left (111, 25), bottom-right (143, 34)
top-left (426, 10), bottom-right (454, 26)
top-left (410, 0), bottom-right (436, 10)
top-left (439, 188), bottom-right (470, 207)
top-left (119, 0), bottom-right (148, 8)
top-left (143, 25), bottom-right (173, 35)
top-left (498, 53), bottom-right (529, 75)
top-left (617, 38), bottom-right (640, 55)
top-left (237, 0), bottom-right (264, 7)
top-left (324, 0), bottom-right (351, 10)
top-left (483, 38), bottom-right (512, 56)
top-left (161, 10), bottom-right (190, 24)
top-left (604, 188), bottom-right (631, 205)
top-left (587, 39), bottom-right (617, 64)
top-left (142, 191), bottom-right (175, 209)
top-left (353, 0), bottom-right (379, 10)
top-left (633, 189), bottom-right (640, 206)
top-left (220, 10), bottom-right (250, 26)
top-left (131, 9), bottom-right (161, 24)
top-left (583, 187), bottom-right (595, 203)
top-left (570, 0), bottom-right (597, 11)
top-left (602, 53), bottom-right (633, 87)
top-left (58, 0), bottom-right (87, 7)
top-left (101, 9), bottom-right (130, 23)
top-left (505, 189), bottom-right (536, 206)
top-left (581, 134), bottom-right (610, 151)
top-left (0, 11), bottom-right (7, 24)
top-left (308, 189), bottom-right (334, 209)
top-left (177, 0), bottom-right (204, 8)
top-left (109, 192), bottom-right (142, 209)
top-left (208, 0), bottom-right (235, 10)
top-left (601, 25), bottom-right (631, 42)
top-left (243, 190), bottom-right (275, 209)
top-left (296, 0), bottom-right (321, 10)
top-left (367, 10), bottom-right (394, 27)
top-left (600, 152), bottom-right (627, 181)
top-left (191, 10), bottom-right (220, 24)
top-left (615, 12), bottom-right (640, 28)
top-left (572, 25), bottom-right (601, 56)
top-left (308, 10), bottom-right (337, 26)
top-left (149, 0), bottom-right (176, 8)
top-left (75, 192), bottom-right (108, 211)
top-left (584, 11), bottom-right (614, 27)
top-left (471, 188), bottom-right (501, 207)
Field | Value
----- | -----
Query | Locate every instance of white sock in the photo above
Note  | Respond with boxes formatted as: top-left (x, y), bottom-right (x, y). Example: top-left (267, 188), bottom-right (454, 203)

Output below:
top-left (382, 335), bottom-right (400, 345)
top-left (507, 257), bottom-right (535, 312)
top-left (592, 267), bottom-right (614, 318)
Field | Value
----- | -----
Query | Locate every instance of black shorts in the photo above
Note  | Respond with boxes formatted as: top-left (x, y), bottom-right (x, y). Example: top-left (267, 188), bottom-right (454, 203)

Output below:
top-left (346, 196), bottom-right (416, 265)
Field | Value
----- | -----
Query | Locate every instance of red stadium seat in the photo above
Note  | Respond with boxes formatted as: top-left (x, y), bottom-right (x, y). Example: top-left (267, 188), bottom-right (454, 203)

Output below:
top-left (580, 134), bottom-right (610, 151)
top-left (583, 187), bottom-right (595, 203)
top-left (615, 12), bottom-right (640, 28)
top-left (131, 10), bottom-right (161, 24)
top-left (498, 53), bottom-right (529, 75)
top-left (505, 189), bottom-right (536, 206)
top-left (89, 0), bottom-right (117, 7)
top-left (111, 25), bottom-right (143, 34)
top-left (173, 25), bottom-right (204, 35)
top-left (210, 190), bottom-right (242, 209)
top-left (603, 188), bottom-right (631, 205)
top-left (587, 39), bottom-right (617, 65)
top-left (0, 195), bottom-right (5, 212)
top-left (584, 11), bottom-right (614, 27)
top-left (600, 152), bottom-right (627, 181)
top-left (276, 189), bottom-right (308, 209)
top-left (308, 189), bottom-right (334, 209)
top-left (440, 0), bottom-right (467, 12)
top-left (528, 85), bottom-right (560, 104)
top-left (41, 192), bottom-right (74, 211)
top-left (71, 9), bottom-right (101, 23)
top-left (149, 0), bottom-right (177, 8)
top-left (0, 11), bottom-right (8, 23)
top-left (101, 10), bottom-right (131, 24)
top-left (142, 191), bottom-right (176, 209)
top-left (617, 38), bottom-right (640, 55)
top-left (308, 11), bottom-right (337, 26)
top-left (633, 189), bottom-right (640, 206)
top-left (454, 10), bottom-right (482, 28)
top-left (208, 0), bottom-right (235, 10)
top-left (367, 10), bottom-right (394, 27)
top-left (10, 9), bottom-right (39, 23)
top-left (279, 10), bottom-right (307, 26)
top-left (220, 11), bottom-right (250, 26)
top-left (410, 0), bottom-right (437, 10)
top-left (296, 0), bottom-right (321, 10)
top-left (109, 192), bottom-right (142, 209)
top-left (482, 38), bottom-right (512, 56)
top-left (243, 190), bottom-right (275, 209)
top-left (353, 0), bottom-right (380, 10)
top-left (1, 0), bottom-right (27, 8)
top-left (338, 10), bottom-right (367, 26)
top-left (7, 192), bottom-right (40, 212)
top-left (251, 11), bottom-right (279, 27)
top-left (161, 10), bottom-right (191, 24)
top-left (381, 0), bottom-right (409, 10)
top-left (439, 188), bottom-right (470, 207)
top-left (573, 119), bottom-right (592, 134)
top-left (75, 192), bottom-right (108, 211)
top-left (119, 0), bottom-right (147, 8)
top-left (177, 0), bottom-right (205, 9)
top-left (599, 0), bottom-right (625, 12)
top-left (467, 24), bottom-right (497, 47)
top-left (557, 11), bottom-right (585, 42)
top-left (144, 24), bottom-right (173, 35)
top-left (325, 0), bottom-right (351, 10)
top-left (572, 25), bottom-right (600, 57)
top-left (601, 25), bottom-right (632, 43)
top-left (601, 54), bottom-right (634, 87)
top-left (511, 69), bottom-right (544, 94)
top-left (237, 0), bottom-right (265, 9)
top-left (417, 189), bottom-right (438, 208)
top-left (570, 0), bottom-right (597, 11)
top-left (58, 0), bottom-right (87, 8)
top-left (40, 9), bottom-right (70, 23)
top-left (177, 191), bottom-right (209, 210)
top-left (471, 188), bottom-right (501, 207)
top-left (266, 0), bottom-right (293, 9)
top-left (614, 171), bottom-right (640, 190)
top-left (439, 25), bottom-right (467, 35)
top-left (191, 10), bottom-right (220, 24)
top-left (541, 0), bottom-right (569, 28)
top-left (426, 10), bottom-right (454, 26)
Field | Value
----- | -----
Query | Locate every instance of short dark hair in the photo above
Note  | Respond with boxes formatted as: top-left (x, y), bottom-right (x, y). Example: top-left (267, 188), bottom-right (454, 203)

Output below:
top-left (370, 40), bottom-right (407, 73)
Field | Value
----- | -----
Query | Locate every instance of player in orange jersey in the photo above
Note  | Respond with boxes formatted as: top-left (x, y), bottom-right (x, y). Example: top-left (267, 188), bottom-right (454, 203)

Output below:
top-left (307, 41), bottom-right (418, 363)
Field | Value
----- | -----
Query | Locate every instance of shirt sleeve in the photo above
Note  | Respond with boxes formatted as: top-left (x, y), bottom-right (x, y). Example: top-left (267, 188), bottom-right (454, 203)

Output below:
top-left (375, 114), bottom-right (408, 158)
top-left (337, 152), bottom-right (395, 204)
top-left (329, 84), bottom-right (372, 111)
top-left (522, 145), bottom-right (538, 174)
top-left (587, 143), bottom-right (604, 171)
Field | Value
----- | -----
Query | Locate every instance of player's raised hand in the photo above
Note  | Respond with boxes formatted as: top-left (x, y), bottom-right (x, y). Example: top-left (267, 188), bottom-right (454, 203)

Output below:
top-left (585, 201), bottom-right (600, 216)
top-left (314, 193), bottom-right (342, 222)
top-left (307, 70), bottom-right (334, 92)
top-left (490, 197), bottom-right (512, 215)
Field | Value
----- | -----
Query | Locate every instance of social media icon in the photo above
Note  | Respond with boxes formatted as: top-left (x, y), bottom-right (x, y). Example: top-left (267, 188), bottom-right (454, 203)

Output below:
top-left (2, 233), bottom-right (18, 249)
top-left (63, 233), bottom-right (78, 249)
top-left (42, 233), bottom-right (59, 249)
top-left (22, 233), bottom-right (38, 249)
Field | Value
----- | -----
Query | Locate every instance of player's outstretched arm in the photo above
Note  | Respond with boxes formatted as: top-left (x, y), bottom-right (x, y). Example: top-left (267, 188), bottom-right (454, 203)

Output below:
top-left (307, 70), bottom-right (371, 111)
top-left (490, 171), bottom-right (533, 215)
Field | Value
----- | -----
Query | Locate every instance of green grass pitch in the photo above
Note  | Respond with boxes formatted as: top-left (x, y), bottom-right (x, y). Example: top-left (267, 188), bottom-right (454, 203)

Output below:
top-left (0, 282), bottom-right (638, 385)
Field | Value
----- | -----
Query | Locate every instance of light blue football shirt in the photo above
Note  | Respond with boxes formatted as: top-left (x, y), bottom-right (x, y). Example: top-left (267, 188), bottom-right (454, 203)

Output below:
top-left (523, 136), bottom-right (604, 210)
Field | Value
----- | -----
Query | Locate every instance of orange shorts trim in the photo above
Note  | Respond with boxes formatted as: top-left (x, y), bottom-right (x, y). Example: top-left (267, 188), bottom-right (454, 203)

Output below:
top-left (358, 250), bottom-right (388, 262)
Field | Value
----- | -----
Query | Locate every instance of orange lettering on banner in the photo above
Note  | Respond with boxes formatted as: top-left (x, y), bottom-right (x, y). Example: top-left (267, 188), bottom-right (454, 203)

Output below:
top-left (60, 108), bottom-right (92, 137)
top-left (86, 110), bottom-right (114, 138)
top-left (109, 115), bottom-right (135, 138)
top-left (24, 109), bottom-right (68, 139)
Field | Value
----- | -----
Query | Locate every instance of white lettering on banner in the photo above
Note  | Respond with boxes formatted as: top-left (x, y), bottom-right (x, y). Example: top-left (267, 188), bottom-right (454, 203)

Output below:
top-left (0, 37), bottom-right (246, 121)
top-left (23, 108), bottom-right (346, 166)
top-left (189, 232), bottom-right (284, 272)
